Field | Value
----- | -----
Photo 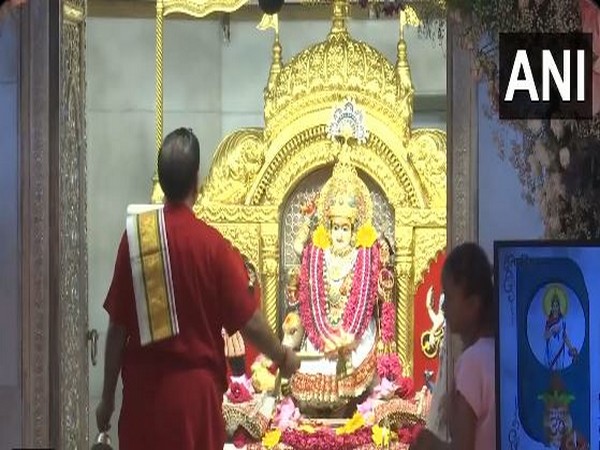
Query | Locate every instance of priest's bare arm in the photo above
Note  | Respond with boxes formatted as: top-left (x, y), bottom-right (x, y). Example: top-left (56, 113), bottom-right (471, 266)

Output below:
top-left (241, 310), bottom-right (300, 378)
top-left (97, 321), bottom-right (127, 431)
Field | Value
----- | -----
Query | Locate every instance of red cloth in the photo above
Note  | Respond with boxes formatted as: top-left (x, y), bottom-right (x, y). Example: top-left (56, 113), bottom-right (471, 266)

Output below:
top-left (104, 203), bottom-right (258, 450)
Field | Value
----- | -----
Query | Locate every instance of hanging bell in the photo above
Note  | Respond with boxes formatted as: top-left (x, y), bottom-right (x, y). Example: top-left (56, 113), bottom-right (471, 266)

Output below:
top-left (91, 432), bottom-right (113, 450)
top-left (258, 0), bottom-right (284, 15)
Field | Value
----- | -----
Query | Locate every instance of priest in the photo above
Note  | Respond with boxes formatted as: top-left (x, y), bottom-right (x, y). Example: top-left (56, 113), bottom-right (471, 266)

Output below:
top-left (95, 128), bottom-right (300, 450)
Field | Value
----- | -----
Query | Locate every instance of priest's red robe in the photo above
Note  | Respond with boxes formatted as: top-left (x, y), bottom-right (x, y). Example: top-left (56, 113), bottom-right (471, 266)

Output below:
top-left (104, 203), bottom-right (258, 450)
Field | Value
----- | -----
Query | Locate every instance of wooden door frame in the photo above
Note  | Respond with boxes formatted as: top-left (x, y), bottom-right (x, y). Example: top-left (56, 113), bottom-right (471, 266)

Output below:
top-left (20, 1), bottom-right (88, 448)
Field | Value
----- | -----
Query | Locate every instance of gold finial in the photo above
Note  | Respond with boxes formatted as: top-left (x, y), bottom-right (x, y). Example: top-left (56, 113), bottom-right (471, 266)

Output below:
top-left (257, 13), bottom-right (279, 36)
top-left (399, 5), bottom-right (421, 41)
top-left (397, 6), bottom-right (420, 77)
top-left (396, 7), bottom-right (417, 144)
top-left (258, 14), bottom-right (282, 95)
top-left (330, 0), bottom-right (349, 35)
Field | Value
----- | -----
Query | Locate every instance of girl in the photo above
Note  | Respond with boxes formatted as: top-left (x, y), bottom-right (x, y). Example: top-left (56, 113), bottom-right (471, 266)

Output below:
top-left (411, 242), bottom-right (496, 450)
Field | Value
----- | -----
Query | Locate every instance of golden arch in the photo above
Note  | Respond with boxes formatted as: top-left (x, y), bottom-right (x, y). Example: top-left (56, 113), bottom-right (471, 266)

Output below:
top-left (152, 0), bottom-right (448, 377)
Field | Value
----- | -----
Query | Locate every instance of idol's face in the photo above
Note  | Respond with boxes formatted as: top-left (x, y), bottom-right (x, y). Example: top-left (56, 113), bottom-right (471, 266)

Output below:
top-left (330, 217), bottom-right (352, 252)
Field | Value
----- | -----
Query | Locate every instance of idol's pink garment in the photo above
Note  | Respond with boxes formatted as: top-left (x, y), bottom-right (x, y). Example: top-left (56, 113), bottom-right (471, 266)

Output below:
top-left (454, 337), bottom-right (496, 450)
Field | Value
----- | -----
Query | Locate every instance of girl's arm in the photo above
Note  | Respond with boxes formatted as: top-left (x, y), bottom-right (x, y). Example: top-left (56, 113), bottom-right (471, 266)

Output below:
top-left (411, 391), bottom-right (477, 450)
top-left (448, 392), bottom-right (477, 450)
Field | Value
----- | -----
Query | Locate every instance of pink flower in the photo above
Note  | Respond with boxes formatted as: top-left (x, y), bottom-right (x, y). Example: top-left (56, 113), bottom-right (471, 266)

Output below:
top-left (273, 397), bottom-right (301, 430)
top-left (376, 354), bottom-right (403, 381)
top-left (411, 423), bottom-right (425, 441)
top-left (281, 425), bottom-right (373, 450)
top-left (372, 377), bottom-right (398, 400)
top-left (397, 427), bottom-right (413, 444)
top-left (397, 426), bottom-right (414, 444)
top-left (230, 375), bottom-right (255, 394)
top-left (381, 302), bottom-right (396, 343)
top-left (226, 382), bottom-right (253, 404)
top-left (396, 376), bottom-right (415, 399)
top-left (357, 397), bottom-right (375, 418)
top-left (232, 427), bottom-right (253, 448)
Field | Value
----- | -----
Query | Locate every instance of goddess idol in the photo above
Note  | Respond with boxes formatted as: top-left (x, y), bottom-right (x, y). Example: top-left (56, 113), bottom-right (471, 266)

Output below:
top-left (282, 104), bottom-right (392, 413)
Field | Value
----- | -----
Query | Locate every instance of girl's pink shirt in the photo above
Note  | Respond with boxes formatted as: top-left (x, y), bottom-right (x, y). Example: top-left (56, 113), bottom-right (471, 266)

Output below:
top-left (454, 337), bottom-right (496, 450)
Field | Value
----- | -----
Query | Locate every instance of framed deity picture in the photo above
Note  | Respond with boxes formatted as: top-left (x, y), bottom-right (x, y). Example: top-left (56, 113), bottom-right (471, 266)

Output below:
top-left (495, 241), bottom-right (600, 450)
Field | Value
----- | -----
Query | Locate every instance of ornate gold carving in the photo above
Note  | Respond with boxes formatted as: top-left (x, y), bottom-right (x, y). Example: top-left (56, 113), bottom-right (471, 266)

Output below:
top-left (162, 0), bottom-right (248, 17)
top-left (395, 257), bottom-right (414, 377)
top-left (62, 2), bottom-right (84, 23)
top-left (261, 228), bottom-right (279, 333)
top-left (264, 30), bottom-right (405, 143)
top-left (58, 6), bottom-right (88, 448)
top-left (394, 226), bottom-right (414, 255)
top-left (408, 130), bottom-right (447, 208)
top-left (195, 202), bottom-right (279, 223)
top-left (211, 224), bottom-right (260, 268)
top-left (396, 208), bottom-right (446, 227)
top-left (201, 130), bottom-right (265, 204)
top-left (413, 228), bottom-right (446, 288)
top-left (151, 0), bottom-right (450, 383)
top-left (252, 129), bottom-right (424, 210)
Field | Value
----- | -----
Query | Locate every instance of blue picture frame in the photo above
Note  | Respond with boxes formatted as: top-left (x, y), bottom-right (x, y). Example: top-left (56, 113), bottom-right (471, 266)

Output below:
top-left (495, 241), bottom-right (600, 450)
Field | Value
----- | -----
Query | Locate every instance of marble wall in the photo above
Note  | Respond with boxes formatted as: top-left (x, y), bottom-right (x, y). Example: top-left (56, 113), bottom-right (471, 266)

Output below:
top-left (85, 14), bottom-right (446, 445)
top-left (0, 11), bottom-right (22, 450)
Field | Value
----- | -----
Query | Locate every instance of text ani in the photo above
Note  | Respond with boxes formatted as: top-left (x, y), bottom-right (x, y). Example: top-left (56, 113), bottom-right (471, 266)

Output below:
top-left (504, 49), bottom-right (586, 102)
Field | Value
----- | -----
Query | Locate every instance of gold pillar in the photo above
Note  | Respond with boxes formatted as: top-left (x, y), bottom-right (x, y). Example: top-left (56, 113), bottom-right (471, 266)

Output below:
top-left (260, 225), bottom-right (279, 334)
top-left (395, 255), bottom-right (414, 377)
top-left (394, 225), bottom-right (414, 377)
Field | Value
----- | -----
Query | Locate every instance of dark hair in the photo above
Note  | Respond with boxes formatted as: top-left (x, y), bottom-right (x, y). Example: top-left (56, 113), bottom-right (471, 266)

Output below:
top-left (443, 242), bottom-right (495, 328)
top-left (157, 128), bottom-right (200, 202)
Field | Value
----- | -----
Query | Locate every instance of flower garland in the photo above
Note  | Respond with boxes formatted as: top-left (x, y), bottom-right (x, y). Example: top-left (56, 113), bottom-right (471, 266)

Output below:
top-left (377, 355), bottom-right (403, 382)
top-left (297, 242), bottom-right (380, 351)
top-left (380, 301), bottom-right (396, 344)
top-left (248, 415), bottom-right (423, 449)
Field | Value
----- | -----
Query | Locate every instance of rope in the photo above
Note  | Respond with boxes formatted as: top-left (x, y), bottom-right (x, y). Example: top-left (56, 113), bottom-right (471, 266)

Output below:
top-left (155, 1), bottom-right (164, 158)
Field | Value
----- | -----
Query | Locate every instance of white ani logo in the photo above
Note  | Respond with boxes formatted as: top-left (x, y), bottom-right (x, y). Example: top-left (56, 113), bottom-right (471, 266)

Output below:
top-left (504, 49), bottom-right (586, 102)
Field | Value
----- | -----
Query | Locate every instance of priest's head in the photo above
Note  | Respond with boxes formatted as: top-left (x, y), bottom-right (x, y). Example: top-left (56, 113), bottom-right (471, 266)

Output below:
top-left (158, 128), bottom-right (200, 205)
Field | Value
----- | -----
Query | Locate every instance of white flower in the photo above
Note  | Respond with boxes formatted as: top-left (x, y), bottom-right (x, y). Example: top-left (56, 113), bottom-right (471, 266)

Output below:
top-left (527, 119), bottom-right (543, 133)
top-left (559, 147), bottom-right (570, 168)
top-left (534, 139), bottom-right (550, 168)
top-left (550, 120), bottom-right (565, 139)
top-left (528, 153), bottom-right (541, 177)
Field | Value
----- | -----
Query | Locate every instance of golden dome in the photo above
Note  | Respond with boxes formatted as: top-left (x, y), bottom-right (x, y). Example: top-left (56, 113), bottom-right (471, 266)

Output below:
top-left (263, 0), bottom-right (413, 134)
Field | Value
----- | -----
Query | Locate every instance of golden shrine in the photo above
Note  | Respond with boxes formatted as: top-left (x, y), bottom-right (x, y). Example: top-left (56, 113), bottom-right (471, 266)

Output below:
top-left (151, 0), bottom-right (447, 447)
